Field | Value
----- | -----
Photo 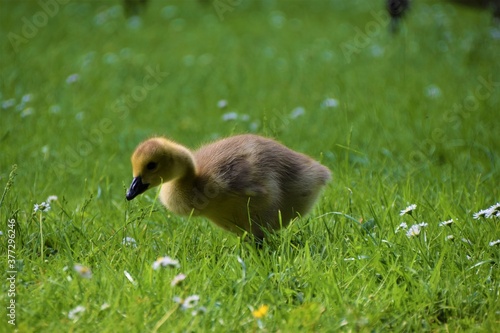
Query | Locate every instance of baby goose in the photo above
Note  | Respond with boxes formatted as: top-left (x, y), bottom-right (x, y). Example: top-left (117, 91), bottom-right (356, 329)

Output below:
top-left (126, 134), bottom-right (331, 240)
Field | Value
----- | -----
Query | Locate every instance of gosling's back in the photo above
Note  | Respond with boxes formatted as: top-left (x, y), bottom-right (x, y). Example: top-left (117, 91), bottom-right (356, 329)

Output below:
top-left (188, 135), bottom-right (331, 238)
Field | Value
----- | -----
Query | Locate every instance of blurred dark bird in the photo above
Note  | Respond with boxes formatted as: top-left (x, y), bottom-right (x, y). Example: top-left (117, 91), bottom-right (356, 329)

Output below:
top-left (387, 0), bottom-right (411, 33)
top-left (123, 0), bottom-right (148, 17)
top-left (452, 0), bottom-right (500, 19)
top-left (387, 0), bottom-right (500, 34)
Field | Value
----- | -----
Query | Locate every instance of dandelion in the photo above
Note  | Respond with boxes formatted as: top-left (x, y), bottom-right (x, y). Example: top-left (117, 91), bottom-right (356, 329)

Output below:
top-left (439, 219), bottom-right (454, 227)
top-left (290, 106), bottom-right (305, 119)
top-left (252, 305), bottom-right (269, 319)
top-left (66, 73), bottom-right (80, 84)
top-left (174, 295), bottom-right (200, 310)
top-left (68, 305), bottom-right (85, 320)
top-left (321, 98), bottom-right (339, 108)
top-left (217, 99), bottom-right (228, 109)
top-left (171, 273), bottom-right (186, 287)
top-left (122, 237), bottom-right (137, 247)
top-left (489, 240), bottom-right (500, 247)
top-left (74, 264), bottom-right (92, 279)
top-left (34, 202), bottom-right (51, 213)
top-left (395, 222), bottom-right (408, 233)
top-left (47, 195), bottom-right (58, 203)
top-left (400, 204), bottom-right (417, 216)
top-left (152, 256), bottom-right (180, 270)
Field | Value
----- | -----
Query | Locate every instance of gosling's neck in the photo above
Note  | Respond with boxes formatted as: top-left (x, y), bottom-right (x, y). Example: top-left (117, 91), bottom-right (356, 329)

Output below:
top-left (159, 149), bottom-right (199, 216)
top-left (155, 138), bottom-right (197, 183)
top-left (171, 146), bottom-right (197, 182)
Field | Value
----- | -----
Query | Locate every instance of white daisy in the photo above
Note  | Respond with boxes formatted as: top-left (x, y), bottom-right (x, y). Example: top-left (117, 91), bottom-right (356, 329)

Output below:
top-left (100, 303), bottom-right (110, 311)
top-left (473, 208), bottom-right (490, 219)
top-left (20, 107), bottom-right (34, 118)
top-left (174, 295), bottom-right (200, 310)
top-left (321, 98), bottom-right (339, 108)
top-left (74, 264), bottom-right (92, 279)
top-left (485, 203), bottom-right (500, 218)
top-left (439, 219), bottom-right (454, 227)
top-left (446, 235), bottom-right (454, 241)
top-left (461, 238), bottom-right (473, 245)
top-left (171, 273), bottom-right (187, 287)
top-left (489, 240), bottom-right (500, 247)
top-left (68, 305), bottom-right (85, 320)
top-left (395, 222), bottom-right (408, 233)
top-left (22, 94), bottom-right (33, 103)
top-left (122, 237), bottom-right (137, 247)
top-left (406, 224), bottom-right (421, 238)
top-left (290, 106), bottom-right (305, 119)
top-left (152, 256), bottom-right (180, 270)
top-left (191, 306), bottom-right (207, 316)
top-left (34, 202), bottom-right (51, 213)
top-left (66, 73), bottom-right (80, 84)
top-left (183, 295), bottom-right (200, 308)
top-left (222, 112), bottom-right (238, 121)
top-left (400, 204), bottom-right (417, 216)
top-left (217, 99), bottom-right (228, 109)
top-left (2, 98), bottom-right (15, 109)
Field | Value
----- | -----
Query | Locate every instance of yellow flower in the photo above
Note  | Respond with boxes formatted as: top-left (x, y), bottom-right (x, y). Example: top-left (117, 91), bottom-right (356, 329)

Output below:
top-left (252, 305), bottom-right (269, 319)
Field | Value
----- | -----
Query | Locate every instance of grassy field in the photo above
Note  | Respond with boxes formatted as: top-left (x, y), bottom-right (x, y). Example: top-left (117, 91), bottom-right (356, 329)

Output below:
top-left (1, 0), bottom-right (499, 332)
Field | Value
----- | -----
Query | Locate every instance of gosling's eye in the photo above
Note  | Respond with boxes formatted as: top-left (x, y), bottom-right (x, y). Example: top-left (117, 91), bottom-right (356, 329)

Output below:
top-left (146, 162), bottom-right (157, 170)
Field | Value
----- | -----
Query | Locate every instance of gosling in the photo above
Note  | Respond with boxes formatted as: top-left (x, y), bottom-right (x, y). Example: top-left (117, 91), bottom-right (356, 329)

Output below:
top-left (126, 134), bottom-right (331, 240)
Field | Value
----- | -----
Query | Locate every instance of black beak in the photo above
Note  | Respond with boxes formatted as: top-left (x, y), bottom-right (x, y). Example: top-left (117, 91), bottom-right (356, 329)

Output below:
top-left (126, 176), bottom-right (149, 201)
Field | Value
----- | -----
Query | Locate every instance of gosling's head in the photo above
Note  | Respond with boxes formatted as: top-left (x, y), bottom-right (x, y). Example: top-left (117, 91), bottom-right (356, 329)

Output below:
top-left (126, 137), bottom-right (194, 201)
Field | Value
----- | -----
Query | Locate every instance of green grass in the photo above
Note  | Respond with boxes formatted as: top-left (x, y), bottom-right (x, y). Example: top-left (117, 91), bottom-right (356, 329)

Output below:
top-left (1, 0), bottom-right (499, 331)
